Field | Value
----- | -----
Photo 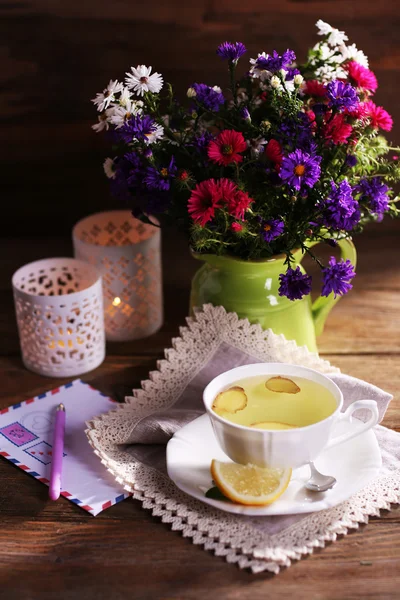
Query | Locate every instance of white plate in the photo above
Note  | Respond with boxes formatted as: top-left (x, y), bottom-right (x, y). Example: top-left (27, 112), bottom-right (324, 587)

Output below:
top-left (166, 414), bottom-right (382, 516)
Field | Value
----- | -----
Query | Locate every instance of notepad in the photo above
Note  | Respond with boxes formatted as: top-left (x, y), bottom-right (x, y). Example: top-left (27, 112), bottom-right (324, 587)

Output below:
top-left (0, 380), bottom-right (129, 515)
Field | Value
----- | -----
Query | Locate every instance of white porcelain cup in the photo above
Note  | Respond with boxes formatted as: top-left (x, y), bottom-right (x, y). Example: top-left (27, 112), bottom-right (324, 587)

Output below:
top-left (203, 363), bottom-right (379, 469)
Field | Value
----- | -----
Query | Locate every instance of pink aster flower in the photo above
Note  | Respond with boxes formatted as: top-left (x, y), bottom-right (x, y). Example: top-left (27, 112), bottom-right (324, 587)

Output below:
top-left (346, 61), bottom-right (378, 93)
top-left (304, 80), bottom-right (327, 97)
top-left (188, 179), bottom-right (223, 226)
top-left (364, 101), bottom-right (393, 131)
top-left (208, 130), bottom-right (247, 166)
top-left (324, 113), bottom-right (353, 145)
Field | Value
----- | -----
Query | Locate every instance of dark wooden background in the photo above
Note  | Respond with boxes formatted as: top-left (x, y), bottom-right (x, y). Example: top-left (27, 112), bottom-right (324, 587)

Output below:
top-left (2, 0), bottom-right (400, 238)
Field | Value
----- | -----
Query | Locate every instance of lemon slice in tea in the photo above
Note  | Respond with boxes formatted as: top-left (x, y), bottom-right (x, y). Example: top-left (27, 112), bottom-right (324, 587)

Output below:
top-left (210, 459), bottom-right (292, 506)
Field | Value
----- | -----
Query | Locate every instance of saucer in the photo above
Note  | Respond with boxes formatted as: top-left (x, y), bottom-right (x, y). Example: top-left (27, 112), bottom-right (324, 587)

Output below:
top-left (166, 414), bottom-right (382, 516)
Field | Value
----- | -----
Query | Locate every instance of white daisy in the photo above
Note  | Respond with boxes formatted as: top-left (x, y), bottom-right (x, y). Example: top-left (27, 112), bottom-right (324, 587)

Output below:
top-left (246, 136), bottom-right (267, 158)
top-left (91, 79), bottom-right (123, 112)
top-left (92, 113), bottom-right (110, 133)
top-left (339, 43), bottom-right (369, 68)
top-left (145, 123), bottom-right (164, 144)
top-left (125, 65), bottom-right (163, 96)
top-left (103, 158), bottom-right (116, 179)
top-left (109, 99), bottom-right (143, 129)
top-left (118, 86), bottom-right (133, 107)
top-left (316, 19), bottom-right (334, 35)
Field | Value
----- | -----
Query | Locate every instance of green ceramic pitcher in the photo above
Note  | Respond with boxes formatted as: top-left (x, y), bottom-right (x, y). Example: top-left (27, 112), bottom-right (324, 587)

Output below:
top-left (190, 238), bottom-right (356, 353)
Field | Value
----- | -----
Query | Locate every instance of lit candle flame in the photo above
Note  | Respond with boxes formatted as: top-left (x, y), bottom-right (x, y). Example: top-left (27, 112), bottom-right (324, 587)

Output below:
top-left (112, 297), bottom-right (121, 307)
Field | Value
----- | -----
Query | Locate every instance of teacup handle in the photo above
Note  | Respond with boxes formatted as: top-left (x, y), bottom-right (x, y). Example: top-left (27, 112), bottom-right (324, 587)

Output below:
top-left (325, 400), bottom-right (379, 450)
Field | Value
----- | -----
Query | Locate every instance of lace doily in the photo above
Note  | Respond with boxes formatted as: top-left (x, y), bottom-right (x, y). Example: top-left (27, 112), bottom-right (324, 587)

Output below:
top-left (86, 304), bottom-right (400, 574)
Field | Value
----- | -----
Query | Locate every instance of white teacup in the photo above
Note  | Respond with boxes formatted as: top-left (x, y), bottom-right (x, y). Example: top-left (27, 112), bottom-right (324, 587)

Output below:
top-left (203, 363), bottom-right (379, 469)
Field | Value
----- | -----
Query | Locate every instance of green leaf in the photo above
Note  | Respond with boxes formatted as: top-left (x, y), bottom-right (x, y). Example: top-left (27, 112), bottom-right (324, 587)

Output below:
top-left (205, 486), bottom-right (232, 502)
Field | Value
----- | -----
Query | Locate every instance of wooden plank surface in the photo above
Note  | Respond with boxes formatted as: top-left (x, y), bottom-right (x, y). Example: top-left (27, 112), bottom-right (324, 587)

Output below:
top-left (0, 226), bottom-right (399, 599)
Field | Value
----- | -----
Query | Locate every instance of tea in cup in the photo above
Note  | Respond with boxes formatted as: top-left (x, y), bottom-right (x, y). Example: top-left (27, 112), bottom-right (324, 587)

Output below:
top-left (203, 363), bottom-right (379, 469)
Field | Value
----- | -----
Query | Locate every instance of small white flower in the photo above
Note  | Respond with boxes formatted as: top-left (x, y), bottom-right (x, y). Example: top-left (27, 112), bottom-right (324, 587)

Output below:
top-left (270, 75), bottom-right (282, 90)
top-left (108, 99), bottom-right (143, 129)
top-left (318, 42), bottom-right (339, 62)
top-left (246, 136), bottom-right (267, 158)
top-left (316, 19), bottom-right (334, 35)
top-left (187, 87), bottom-right (196, 98)
top-left (145, 123), bottom-right (164, 144)
top-left (103, 158), bottom-right (116, 179)
top-left (284, 79), bottom-right (295, 93)
top-left (92, 113), bottom-right (110, 133)
top-left (340, 43), bottom-right (369, 68)
top-left (327, 28), bottom-right (348, 47)
top-left (91, 79), bottom-right (123, 112)
top-left (294, 73), bottom-right (304, 86)
top-left (125, 65), bottom-right (163, 96)
top-left (315, 64), bottom-right (347, 82)
top-left (212, 85), bottom-right (222, 94)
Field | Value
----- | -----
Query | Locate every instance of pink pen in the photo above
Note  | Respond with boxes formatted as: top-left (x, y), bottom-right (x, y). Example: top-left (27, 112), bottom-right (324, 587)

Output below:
top-left (49, 403), bottom-right (66, 501)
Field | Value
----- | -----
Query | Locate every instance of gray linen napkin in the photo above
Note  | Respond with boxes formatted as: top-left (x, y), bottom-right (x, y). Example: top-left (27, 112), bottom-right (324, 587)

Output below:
top-left (121, 344), bottom-right (392, 458)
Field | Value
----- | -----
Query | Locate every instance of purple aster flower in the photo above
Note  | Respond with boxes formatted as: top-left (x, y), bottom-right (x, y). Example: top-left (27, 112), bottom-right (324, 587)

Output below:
top-left (190, 131), bottom-right (214, 156)
top-left (240, 106), bottom-right (251, 122)
top-left (119, 114), bottom-right (158, 144)
top-left (280, 149), bottom-right (322, 191)
top-left (256, 49), bottom-right (296, 73)
top-left (278, 112), bottom-right (315, 152)
top-left (192, 83), bottom-right (225, 112)
top-left (144, 156), bottom-right (177, 191)
top-left (321, 180), bottom-right (361, 231)
top-left (285, 67), bottom-right (301, 81)
top-left (260, 219), bottom-right (284, 242)
top-left (124, 152), bottom-right (144, 187)
top-left (217, 41), bottom-right (247, 63)
top-left (326, 80), bottom-right (359, 112)
top-left (278, 267), bottom-right (312, 301)
top-left (321, 257), bottom-right (356, 298)
top-left (345, 154), bottom-right (358, 168)
top-left (354, 177), bottom-right (390, 217)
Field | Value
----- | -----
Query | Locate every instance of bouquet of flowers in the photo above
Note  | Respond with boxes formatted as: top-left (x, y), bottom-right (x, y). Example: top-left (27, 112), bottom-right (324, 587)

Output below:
top-left (92, 19), bottom-right (400, 302)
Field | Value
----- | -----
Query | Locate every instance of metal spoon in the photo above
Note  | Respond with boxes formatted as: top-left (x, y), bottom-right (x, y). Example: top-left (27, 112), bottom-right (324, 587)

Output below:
top-left (305, 462), bottom-right (337, 492)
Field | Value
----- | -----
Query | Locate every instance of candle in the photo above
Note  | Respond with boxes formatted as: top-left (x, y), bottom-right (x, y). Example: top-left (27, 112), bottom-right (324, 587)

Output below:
top-left (72, 210), bottom-right (163, 342)
top-left (12, 257), bottom-right (105, 377)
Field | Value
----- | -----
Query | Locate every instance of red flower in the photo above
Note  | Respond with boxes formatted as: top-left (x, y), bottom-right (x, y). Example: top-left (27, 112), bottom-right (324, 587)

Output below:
top-left (304, 80), bottom-right (327, 97)
top-left (230, 222), bottom-right (244, 233)
top-left (178, 169), bottom-right (189, 181)
top-left (324, 113), bottom-right (353, 145)
top-left (218, 178), bottom-right (253, 220)
top-left (346, 61), bottom-right (377, 93)
top-left (265, 139), bottom-right (283, 164)
top-left (364, 100), bottom-right (393, 131)
top-left (188, 179), bottom-right (223, 226)
top-left (229, 190), bottom-right (253, 220)
top-left (208, 130), bottom-right (247, 166)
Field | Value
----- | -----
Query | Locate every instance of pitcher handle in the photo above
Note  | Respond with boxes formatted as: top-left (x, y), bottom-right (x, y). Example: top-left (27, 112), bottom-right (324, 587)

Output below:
top-left (299, 237), bottom-right (357, 337)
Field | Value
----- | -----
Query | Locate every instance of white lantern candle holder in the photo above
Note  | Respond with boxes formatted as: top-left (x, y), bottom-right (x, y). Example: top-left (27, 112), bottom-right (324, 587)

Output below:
top-left (72, 210), bottom-right (163, 342)
top-left (12, 258), bottom-right (105, 378)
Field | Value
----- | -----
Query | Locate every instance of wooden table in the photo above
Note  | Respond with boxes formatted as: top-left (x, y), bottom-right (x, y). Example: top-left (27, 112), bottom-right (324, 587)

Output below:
top-left (1, 224), bottom-right (399, 600)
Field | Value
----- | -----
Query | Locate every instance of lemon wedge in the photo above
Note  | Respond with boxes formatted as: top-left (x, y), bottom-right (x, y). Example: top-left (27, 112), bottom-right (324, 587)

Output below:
top-left (210, 459), bottom-right (292, 506)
